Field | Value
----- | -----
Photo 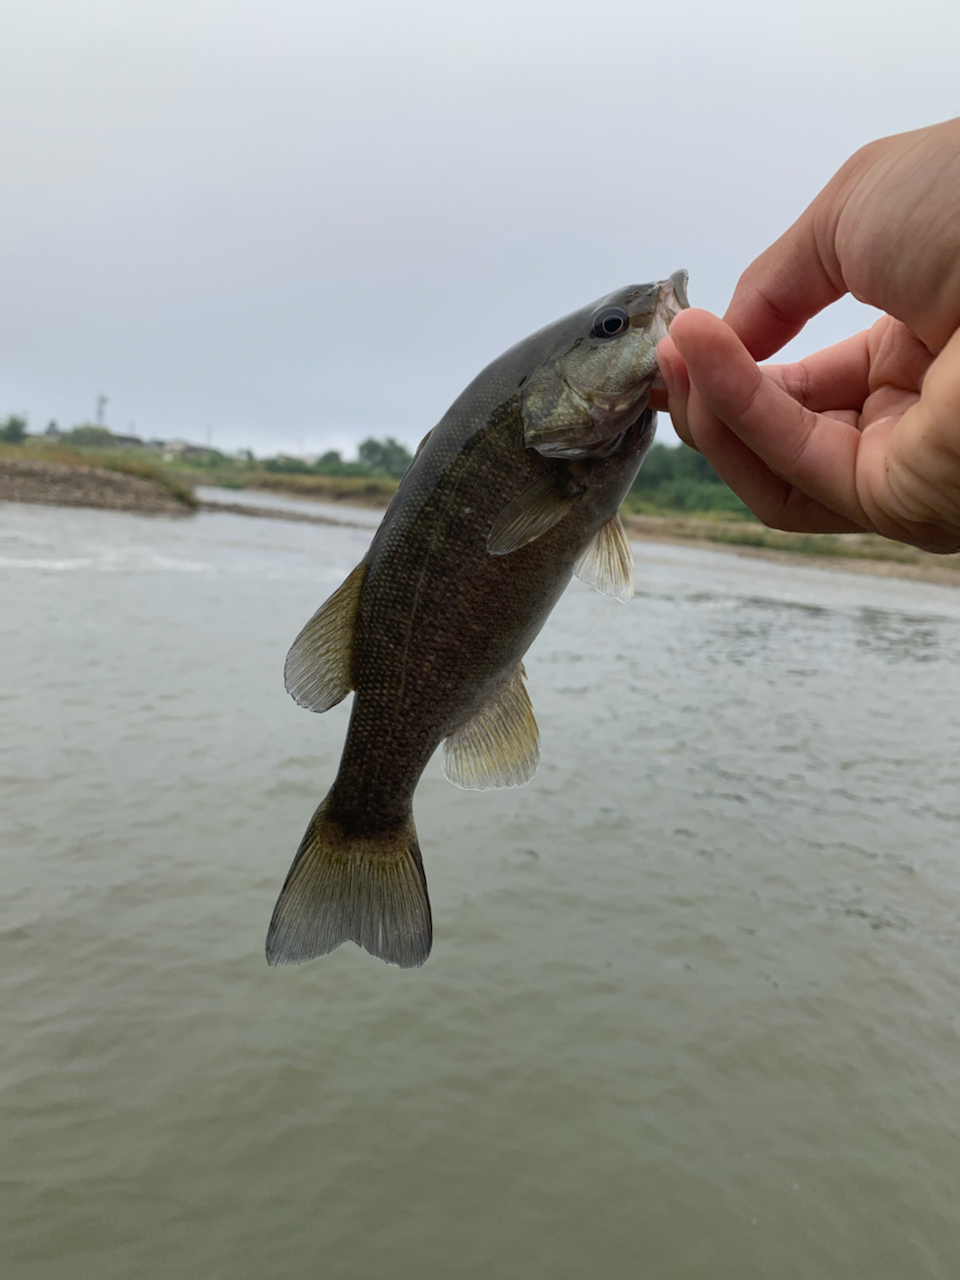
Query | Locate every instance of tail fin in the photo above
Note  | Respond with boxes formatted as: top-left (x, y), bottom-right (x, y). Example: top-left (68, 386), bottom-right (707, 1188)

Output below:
top-left (265, 801), bottom-right (432, 969)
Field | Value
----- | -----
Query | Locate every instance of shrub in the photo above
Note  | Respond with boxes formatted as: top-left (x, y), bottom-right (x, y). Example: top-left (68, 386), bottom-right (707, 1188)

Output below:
top-left (1, 414), bottom-right (28, 443)
top-left (65, 424), bottom-right (117, 447)
top-left (357, 436), bottom-right (413, 479)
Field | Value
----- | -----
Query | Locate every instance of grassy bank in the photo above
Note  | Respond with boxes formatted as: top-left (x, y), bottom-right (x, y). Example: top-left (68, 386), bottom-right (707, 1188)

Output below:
top-left (223, 471), bottom-right (399, 506)
top-left (622, 513), bottom-right (960, 581)
top-left (0, 440), bottom-right (198, 508)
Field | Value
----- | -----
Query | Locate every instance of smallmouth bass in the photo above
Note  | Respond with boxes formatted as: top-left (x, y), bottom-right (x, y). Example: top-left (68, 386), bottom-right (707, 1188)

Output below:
top-left (267, 272), bottom-right (689, 968)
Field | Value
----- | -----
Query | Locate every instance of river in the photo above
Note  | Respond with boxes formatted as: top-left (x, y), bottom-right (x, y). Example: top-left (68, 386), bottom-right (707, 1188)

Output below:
top-left (3, 492), bottom-right (960, 1279)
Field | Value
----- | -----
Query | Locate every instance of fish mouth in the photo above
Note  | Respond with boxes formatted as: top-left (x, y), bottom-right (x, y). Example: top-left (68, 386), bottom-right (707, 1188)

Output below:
top-left (647, 270), bottom-right (690, 344)
top-left (662, 269), bottom-right (689, 317)
top-left (647, 269), bottom-right (689, 410)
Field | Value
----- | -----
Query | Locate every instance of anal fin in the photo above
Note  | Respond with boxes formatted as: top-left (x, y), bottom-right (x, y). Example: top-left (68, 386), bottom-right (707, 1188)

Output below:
top-left (575, 514), bottom-right (634, 602)
top-left (284, 560), bottom-right (368, 712)
top-left (442, 663), bottom-right (540, 790)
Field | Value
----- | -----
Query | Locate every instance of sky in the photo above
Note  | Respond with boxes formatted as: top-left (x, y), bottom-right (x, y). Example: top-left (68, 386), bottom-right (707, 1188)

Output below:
top-left (1, 0), bottom-right (958, 456)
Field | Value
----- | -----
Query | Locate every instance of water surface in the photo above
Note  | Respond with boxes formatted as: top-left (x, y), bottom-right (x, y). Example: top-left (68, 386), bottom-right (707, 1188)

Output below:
top-left (3, 496), bottom-right (960, 1279)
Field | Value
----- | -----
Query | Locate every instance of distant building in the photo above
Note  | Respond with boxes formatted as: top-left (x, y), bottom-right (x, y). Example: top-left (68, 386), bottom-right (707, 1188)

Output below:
top-left (160, 439), bottom-right (220, 461)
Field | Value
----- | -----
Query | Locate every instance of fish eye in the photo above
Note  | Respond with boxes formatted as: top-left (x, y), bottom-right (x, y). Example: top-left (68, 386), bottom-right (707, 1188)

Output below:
top-left (591, 307), bottom-right (630, 340)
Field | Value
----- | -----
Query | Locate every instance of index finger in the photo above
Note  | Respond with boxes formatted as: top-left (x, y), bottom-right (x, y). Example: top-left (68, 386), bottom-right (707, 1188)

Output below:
top-left (766, 330), bottom-right (872, 414)
top-left (669, 309), bottom-right (868, 527)
top-left (724, 207), bottom-right (845, 361)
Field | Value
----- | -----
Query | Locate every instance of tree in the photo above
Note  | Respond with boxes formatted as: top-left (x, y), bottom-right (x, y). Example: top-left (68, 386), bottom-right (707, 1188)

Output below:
top-left (264, 454), bottom-right (311, 474)
top-left (1, 414), bottom-right (28, 443)
top-left (357, 436), bottom-right (413, 479)
top-left (626, 442), bottom-right (749, 515)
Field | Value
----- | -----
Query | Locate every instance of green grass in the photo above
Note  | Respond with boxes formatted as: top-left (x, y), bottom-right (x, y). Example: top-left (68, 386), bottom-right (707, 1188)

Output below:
top-left (620, 510), bottom-right (953, 567)
top-left (224, 471), bottom-right (399, 504)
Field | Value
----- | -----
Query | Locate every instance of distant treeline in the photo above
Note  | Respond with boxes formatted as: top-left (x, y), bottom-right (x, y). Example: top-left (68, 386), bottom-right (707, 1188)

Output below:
top-left (258, 437), bottom-right (746, 513)
top-left (625, 442), bottom-right (748, 516)
top-left (260, 437), bottom-right (413, 479)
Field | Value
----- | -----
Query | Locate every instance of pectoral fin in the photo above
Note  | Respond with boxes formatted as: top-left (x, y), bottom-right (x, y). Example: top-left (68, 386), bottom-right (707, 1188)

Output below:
top-left (284, 560), bottom-right (368, 712)
top-left (487, 470), bottom-right (584, 556)
top-left (574, 515), bottom-right (634, 602)
top-left (442, 663), bottom-right (540, 790)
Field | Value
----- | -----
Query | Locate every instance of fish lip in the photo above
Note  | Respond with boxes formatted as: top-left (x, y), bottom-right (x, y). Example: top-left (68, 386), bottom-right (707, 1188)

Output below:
top-left (670, 269), bottom-right (690, 312)
top-left (658, 270), bottom-right (689, 324)
top-left (637, 273), bottom-right (690, 386)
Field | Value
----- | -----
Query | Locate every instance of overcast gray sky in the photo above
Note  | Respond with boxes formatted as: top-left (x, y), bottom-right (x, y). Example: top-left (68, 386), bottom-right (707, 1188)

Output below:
top-left (2, 0), bottom-right (958, 455)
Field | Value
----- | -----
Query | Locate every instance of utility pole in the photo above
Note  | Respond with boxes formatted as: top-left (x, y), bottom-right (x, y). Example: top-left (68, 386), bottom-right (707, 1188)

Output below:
top-left (95, 393), bottom-right (108, 425)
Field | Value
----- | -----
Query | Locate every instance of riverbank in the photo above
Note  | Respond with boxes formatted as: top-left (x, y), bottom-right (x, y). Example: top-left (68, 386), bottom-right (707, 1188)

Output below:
top-left (223, 482), bottom-right (960, 585)
top-left (3, 455), bottom-right (959, 587)
top-left (224, 472), bottom-right (398, 507)
top-left (198, 492), bottom-right (960, 588)
top-left (621, 513), bottom-right (960, 587)
top-left (0, 458), bottom-right (195, 515)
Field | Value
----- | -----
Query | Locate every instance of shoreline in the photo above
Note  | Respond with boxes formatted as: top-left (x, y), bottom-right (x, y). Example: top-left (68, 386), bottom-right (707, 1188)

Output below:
top-left (627, 526), bottom-right (960, 587)
top-left (0, 458), bottom-right (193, 515)
top-left (620, 514), bottom-right (960, 588)
top-left (3, 459), bottom-right (959, 588)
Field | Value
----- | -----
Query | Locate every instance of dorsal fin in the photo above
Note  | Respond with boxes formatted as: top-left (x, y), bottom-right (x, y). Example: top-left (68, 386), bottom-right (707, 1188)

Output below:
top-left (442, 663), bottom-right (540, 790)
top-left (574, 515), bottom-right (634, 602)
top-left (487, 470), bottom-right (584, 556)
top-left (284, 560), bottom-right (368, 712)
top-left (413, 428), bottom-right (433, 458)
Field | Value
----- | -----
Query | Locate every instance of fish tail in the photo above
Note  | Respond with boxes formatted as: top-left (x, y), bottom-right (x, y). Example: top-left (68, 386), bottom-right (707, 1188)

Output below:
top-left (265, 799), bottom-right (432, 969)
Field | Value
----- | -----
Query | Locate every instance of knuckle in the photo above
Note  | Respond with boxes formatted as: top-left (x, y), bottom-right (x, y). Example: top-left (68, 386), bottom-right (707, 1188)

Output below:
top-left (777, 361), bottom-right (812, 408)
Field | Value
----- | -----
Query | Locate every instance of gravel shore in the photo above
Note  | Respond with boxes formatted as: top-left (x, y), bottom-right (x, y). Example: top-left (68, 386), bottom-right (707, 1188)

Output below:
top-left (0, 459), bottom-right (192, 515)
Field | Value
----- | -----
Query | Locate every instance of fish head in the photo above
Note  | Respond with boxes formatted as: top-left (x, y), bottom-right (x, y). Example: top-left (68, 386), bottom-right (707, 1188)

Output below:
top-left (521, 270), bottom-right (689, 459)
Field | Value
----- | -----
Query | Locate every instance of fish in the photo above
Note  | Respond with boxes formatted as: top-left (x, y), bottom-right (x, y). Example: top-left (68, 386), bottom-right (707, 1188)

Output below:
top-left (266, 271), bottom-right (689, 968)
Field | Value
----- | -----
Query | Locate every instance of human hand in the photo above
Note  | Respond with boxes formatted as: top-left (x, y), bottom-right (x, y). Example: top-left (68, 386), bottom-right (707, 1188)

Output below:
top-left (657, 118), bottom-right (960, 552)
